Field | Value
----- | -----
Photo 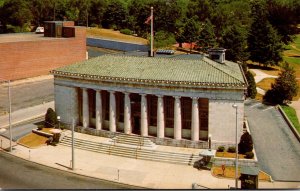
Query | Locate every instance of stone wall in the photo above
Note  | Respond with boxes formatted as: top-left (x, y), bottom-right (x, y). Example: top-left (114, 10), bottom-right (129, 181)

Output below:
top-left (209, 100), bottom-right (244, 144)
top-left (54, 85), bottom-right (79, 125)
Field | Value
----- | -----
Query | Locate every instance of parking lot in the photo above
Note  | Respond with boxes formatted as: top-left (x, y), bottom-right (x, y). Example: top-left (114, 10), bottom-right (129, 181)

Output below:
top-left (245, 99), bottom-right (300, 181)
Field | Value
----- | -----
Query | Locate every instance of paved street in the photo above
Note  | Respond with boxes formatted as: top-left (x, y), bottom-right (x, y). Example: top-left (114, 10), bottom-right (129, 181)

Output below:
top-left (0, 77), bottom-right (54, 115)
top-left (0, 151), bottom-right (135, 189)
top-left (245, 99), bottom-right (300, 181)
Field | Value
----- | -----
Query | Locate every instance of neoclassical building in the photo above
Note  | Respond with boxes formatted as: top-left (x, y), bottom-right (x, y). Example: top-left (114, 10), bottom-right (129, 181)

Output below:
top-left (52, 51), bottom-right (247, 147)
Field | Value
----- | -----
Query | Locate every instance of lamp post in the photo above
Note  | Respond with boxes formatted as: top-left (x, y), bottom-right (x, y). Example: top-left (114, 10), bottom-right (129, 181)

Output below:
top-left (232, 104), bottom-right (238, 189)
top-left (57, 116), bottom-right (60, 129)
top-left (0, 78), bottom-right (12, 152)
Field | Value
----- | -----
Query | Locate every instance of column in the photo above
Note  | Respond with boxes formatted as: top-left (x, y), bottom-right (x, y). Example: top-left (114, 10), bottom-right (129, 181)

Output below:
top-left (191, 97), bottom-right (199, 141)
top-left (95, 90), bottom-right (102, 130)
top-left (174, 96), bottom-right (182, 140)
top-left (109, 91), bottom-right (116, 132)
top-left (124, 92), bottom-right (131, 134)
top-left (82, 88), bottom-right (89, 128)
top-left (140, 94), bottom-right (148, 136)
top-left (157, 95), bottom-right (165, 138)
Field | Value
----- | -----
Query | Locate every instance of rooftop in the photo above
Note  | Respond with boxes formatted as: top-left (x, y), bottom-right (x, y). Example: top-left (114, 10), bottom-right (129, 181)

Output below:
top-left (52, 54), bottom-right (246, 89)
top-left (0, 32), bottom-right (67, 43)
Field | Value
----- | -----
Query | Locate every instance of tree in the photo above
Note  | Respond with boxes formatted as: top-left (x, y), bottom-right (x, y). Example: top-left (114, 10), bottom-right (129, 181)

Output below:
top-left (267, 0), bottom-right (300, 44)
top-left (197, 19), bottom-right (217, 52)
top-left (154, 30), bottom-right (176, 48)
top-left (220, 24), bottom-right (249, 62)
top-left (248, 0), bottom-right (283, 66)
top-left (246, 71), bottom-right (257, 99)
top-left (45, 108), bottom-right (58, 128)
top-left (238, 131), bottom-right (253, 154)
top-left (263, 63), bottom-right (299, 105)
top-left (102, 0), bottom-right (128, 30)
top-left (1, 0), bottom-right (33, 32)
top-left (182, 17), bottom-right (200, 51)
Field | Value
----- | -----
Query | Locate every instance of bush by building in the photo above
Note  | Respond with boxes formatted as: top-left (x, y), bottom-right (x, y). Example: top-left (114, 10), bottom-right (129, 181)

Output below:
top-left (238, 131), bottom-right (253, 154)
top-left (227, 146), bottom-right (236, 153)
top-left (45, 108), bottom-right (57, 128)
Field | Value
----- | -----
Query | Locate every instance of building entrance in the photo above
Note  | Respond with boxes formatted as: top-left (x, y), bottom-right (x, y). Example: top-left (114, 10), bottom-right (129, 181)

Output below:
top-left (130, 93), bottom-right (141, 135)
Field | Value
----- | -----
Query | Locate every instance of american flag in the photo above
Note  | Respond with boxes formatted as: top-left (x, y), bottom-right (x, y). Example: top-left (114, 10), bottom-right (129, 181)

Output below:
top-left (144, 15), bottom-right (153, 24)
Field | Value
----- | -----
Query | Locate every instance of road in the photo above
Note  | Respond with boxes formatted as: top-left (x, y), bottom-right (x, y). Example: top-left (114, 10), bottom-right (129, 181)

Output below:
top-left (0, 151), bottom-right (137, 189)
top-left (245, 99), bottom-right (300, 181)
top-left (0, 79), bottom-right (54, 114)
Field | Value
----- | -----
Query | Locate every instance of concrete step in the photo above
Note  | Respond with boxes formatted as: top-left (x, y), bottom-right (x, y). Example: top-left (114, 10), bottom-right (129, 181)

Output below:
top-left (60, 136), bottom-right (194, 166)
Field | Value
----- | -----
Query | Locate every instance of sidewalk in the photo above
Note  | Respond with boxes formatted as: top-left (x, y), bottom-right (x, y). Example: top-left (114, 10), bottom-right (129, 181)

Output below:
top-left (250, 69), bottom-right (278, 95)
top-left (1, 131), bottom-right (299, 189)
top-left (0, 101), bottom-right (54, 129)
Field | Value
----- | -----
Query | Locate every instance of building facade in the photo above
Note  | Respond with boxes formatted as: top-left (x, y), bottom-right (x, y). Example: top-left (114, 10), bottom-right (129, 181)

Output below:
top-left (52, 54), bottom-right (247, 147)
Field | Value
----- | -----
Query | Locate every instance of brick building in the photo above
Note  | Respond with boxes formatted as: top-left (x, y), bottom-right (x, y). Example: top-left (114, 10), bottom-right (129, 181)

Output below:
top-left (0, 21), bottom-right (86, 80)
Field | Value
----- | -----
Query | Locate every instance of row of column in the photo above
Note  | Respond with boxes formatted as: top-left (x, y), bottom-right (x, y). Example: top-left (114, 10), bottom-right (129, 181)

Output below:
top-left (81, 88), bottom-right (200, 141)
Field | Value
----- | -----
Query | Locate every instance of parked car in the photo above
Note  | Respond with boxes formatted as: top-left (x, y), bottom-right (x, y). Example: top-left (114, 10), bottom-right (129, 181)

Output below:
top-left (35, 27), bottom-right (44, 34)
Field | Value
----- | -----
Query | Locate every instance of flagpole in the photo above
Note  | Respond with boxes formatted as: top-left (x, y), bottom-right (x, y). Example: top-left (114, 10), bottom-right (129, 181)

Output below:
top-left (150, 6), bottom-right (154, 57)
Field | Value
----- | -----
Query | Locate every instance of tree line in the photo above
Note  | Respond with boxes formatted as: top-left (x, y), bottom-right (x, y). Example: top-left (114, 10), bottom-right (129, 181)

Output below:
top-left (0, 0), bottom-right (299, 66)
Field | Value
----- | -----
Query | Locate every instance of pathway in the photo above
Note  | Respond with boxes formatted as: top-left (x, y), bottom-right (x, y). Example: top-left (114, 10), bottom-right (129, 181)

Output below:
top-left (250, 69), bottom-right (278, 95)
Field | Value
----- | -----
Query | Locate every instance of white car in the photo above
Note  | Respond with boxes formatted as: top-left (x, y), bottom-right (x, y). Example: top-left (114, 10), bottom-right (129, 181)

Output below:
top-left (35, 26), bottom-right (44, 34)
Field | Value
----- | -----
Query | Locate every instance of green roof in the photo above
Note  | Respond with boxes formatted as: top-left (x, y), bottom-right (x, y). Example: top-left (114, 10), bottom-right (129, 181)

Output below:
top-left (52, 55), bottom-right (246, 88)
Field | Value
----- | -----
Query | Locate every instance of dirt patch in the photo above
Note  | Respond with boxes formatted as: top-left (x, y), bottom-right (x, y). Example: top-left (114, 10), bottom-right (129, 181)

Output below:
top-left (212, 166), bottom-right (271, 181)
top-left (87, 28), bottom-right (148, 45)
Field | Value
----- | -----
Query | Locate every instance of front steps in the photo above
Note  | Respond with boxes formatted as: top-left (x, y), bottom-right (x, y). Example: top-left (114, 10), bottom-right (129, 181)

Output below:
top-left (60, 135), bottom-right (199, 166)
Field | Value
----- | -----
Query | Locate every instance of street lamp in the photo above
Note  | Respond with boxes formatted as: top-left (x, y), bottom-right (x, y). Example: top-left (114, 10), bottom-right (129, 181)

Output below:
top-left (57, 116), bottom-right (60, 129)
top-left (0, 78), bottom-right (12, 152)
top-left (232, 104), bottom-right (238, 189)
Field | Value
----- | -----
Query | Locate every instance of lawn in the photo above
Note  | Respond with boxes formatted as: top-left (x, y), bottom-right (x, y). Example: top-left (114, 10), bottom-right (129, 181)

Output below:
top-left (281, 105), bottom-right (300, 134)
top-left (18, 127), bottom-right (54, 148)
top-left (256, 78), bottom-right (276, 91)
top-left (86, 28), bottom-right (148, 45)
top-left (212, 166), bottom-right (271, 181)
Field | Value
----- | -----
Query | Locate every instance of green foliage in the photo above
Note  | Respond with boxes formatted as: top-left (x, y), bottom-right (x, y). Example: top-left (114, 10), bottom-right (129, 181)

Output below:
top-left (245, 151), bottom-right (254, 159)
top-left (245, 70), bottom-right (257, 99)
top-left (217, 146), bottom-right (225, 152)
top-left (248, 0), bottom-right (283, 66)
top-left (227, 146), bottom-right (236, 153)
top-left (154, 30), bottom-right (176, 48)
top-left (182, 17), bottom-right (200, 49)
top-left (102, 0), bottom-right (128, 30)
top-left (37, 125), bottom-right (43, 130)
top-left (238, 132), bottom-right (253, 154)
top-left (120, 28), bottom-right (133, 35)
top-left (197, 19), bottom-right (217, 52)
top-left (281, 105), bottom-right (300, 134)
top-left (45, 108), bottom-right (58, 128)
top-left (263, 62), bottom-right (299, 104)
top-left (220, 24), bottom-right (249, 62)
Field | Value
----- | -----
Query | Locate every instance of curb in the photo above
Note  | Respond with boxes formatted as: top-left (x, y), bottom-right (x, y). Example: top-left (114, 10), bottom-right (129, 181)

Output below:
top-left (0, 115), bottom-right (44, 129)
top-left (0, 149), bottom-right (147, 189)
top-left (277, 105), bottom-right (300, 143)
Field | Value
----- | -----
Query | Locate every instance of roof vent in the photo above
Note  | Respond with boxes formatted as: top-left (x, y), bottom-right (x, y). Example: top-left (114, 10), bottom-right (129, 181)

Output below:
top-left (208, 48), bottom-right (226, 63)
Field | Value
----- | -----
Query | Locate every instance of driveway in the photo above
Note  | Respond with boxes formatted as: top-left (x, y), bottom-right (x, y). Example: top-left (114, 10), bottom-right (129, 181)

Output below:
top-left (245, 99), bottom-right (300, 181)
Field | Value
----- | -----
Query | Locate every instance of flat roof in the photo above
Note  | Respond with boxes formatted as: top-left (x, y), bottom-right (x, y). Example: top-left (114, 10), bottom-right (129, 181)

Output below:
top-left (0, 32), bottom-right (67, 43)
top-left (52, 55), bottom-right (246, 89)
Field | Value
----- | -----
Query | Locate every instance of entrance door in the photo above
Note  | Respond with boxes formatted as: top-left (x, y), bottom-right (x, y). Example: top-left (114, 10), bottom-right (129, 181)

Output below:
top-left (132, 116), bottom-right (140, 135)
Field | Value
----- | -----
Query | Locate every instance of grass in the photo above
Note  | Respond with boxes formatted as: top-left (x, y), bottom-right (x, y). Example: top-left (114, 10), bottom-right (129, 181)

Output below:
top-left (281, 105), bottom-right (300, 134)
top-left (256, 78), bottom-right (276, 91)
top-left (18, 133), bottom-right (48, 148)
top-left (18, 127), bottom-right (54, 148)
top-left (212, 166), bottom-right (271, 181)
top-left (255, 93), bottom-right (264, 102)
top-left (86, 27), bottom-right (148, 45)
top-left (216, 152), bottom-right (246, 159)
top-left (247, 62), bottom-right (281, 76)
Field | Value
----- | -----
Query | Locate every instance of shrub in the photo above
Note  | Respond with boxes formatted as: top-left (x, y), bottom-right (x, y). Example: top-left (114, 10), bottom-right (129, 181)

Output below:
top-left (90, 23), bottom-right (98, 28)
top-left (120, 28), bottom-right (133, 35)
top-left (37, 125), bottom-right (43, 130)
top-left (238, 132), bottom-right (253, 154)
top-left (45, 108), bottom-right (57, 128)
top-left (217, 146), bottom-right (225, 152)
top-left (245, 151), bottom-right (254, 159)
top-left (227, 146), bottom-right (236, 153)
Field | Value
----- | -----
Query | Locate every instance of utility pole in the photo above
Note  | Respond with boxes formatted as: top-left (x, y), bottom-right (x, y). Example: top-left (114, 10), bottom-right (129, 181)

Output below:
top-left (72, 118), bottom-right (75, 170)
